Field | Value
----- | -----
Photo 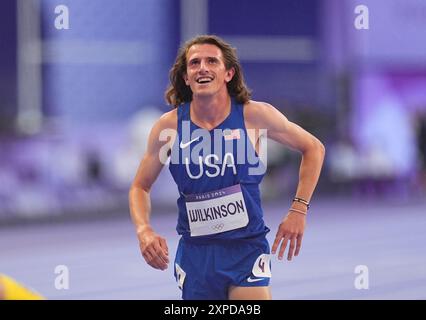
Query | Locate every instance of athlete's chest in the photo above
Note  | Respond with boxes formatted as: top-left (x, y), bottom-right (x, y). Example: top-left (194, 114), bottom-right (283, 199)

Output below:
top-left (177, 127), bottom-right (244, 180)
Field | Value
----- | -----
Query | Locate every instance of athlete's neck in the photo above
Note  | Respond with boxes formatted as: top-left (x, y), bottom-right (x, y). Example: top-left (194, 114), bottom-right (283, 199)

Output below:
top-left (190, 93), bottom-right (231, 130)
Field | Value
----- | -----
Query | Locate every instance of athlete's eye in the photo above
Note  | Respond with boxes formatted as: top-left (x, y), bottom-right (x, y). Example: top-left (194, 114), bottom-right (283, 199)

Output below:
top-left (189, 59), bottom-right (199, 66)
top-left (208, 58), bottom-right (219, 64)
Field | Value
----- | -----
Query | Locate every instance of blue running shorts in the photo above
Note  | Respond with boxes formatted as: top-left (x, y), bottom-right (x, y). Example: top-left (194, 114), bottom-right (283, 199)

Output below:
top-left (174, 236), bottom-right (271, 300)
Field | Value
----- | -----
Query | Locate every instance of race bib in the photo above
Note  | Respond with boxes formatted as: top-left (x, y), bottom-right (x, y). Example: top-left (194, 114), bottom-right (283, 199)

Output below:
top-left (185, 184), bottom-right (249, 236)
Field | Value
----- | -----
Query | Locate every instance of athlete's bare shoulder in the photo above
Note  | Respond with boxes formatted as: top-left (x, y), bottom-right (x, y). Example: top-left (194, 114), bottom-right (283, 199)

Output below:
top-left (145, 108), bottom-right (178, 154)
top-left (156, 108), bottom-right (178, 132)
top-left (244, 100), bottom-right (285, 128)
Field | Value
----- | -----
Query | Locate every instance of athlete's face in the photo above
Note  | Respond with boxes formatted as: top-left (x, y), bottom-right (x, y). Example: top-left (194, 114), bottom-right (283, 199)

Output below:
top-left (184, 44), bottom-right (235, 98)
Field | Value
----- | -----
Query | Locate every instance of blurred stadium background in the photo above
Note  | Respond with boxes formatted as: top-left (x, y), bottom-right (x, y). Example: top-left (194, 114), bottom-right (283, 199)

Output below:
top-left (1, 0), bottom-right (426, 299)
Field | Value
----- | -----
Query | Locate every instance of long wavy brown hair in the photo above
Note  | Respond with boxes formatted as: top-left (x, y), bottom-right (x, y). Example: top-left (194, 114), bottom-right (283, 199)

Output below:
top-left (165, 35), bottom-right (252, 108)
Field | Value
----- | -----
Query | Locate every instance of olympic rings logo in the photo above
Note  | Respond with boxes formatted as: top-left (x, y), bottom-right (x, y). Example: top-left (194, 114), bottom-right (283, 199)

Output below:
top-left (212, 223), bottom-right (225, 231)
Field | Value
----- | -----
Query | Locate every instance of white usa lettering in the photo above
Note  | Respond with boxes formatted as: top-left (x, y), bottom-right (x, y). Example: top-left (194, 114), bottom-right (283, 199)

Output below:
top-left (185, 153), bottom-right (237, 179)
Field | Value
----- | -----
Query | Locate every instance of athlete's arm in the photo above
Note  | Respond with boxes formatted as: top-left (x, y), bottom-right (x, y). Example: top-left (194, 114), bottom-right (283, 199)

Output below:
top-left (245, 101), bottom-right (325, 261)
top-left (129, 110), bottom-right (177, 270)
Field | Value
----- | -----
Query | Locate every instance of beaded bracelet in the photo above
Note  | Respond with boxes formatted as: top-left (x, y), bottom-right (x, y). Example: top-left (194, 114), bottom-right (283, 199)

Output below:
top-left (293, 197), bottom-right (310, 209)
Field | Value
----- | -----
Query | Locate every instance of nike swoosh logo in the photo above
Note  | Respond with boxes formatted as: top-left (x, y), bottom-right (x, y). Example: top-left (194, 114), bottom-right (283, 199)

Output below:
top-left (180, 136), bottom-right (200, 149)
top-left (247, 276), bottom-right (264, 283)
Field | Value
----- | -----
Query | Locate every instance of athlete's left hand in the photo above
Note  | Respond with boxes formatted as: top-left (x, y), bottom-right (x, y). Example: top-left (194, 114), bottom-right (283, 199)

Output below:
top-left (271, 211), bottom-right (306, 261)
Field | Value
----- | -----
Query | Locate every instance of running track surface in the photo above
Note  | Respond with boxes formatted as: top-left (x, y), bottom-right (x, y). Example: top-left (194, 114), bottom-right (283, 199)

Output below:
top-left (1, 198), bottom-right (425, 300)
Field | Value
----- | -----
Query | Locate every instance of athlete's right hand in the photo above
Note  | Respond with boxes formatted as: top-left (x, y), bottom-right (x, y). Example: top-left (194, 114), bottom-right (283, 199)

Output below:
top-left (138, 226), bottom-right (169, 270)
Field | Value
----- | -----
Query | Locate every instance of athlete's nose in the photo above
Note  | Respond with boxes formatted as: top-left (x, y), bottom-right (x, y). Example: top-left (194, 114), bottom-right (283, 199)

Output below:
top-left (199, 59), bottom-right (209, 73)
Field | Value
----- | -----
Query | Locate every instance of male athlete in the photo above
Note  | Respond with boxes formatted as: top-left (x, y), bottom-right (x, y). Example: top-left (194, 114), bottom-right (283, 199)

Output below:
top-left (129, 35), bottom-right (325, 300)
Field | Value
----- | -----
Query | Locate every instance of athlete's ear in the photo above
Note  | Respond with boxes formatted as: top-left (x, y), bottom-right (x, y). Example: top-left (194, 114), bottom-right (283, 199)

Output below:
top-left (183, 73), bottom-right (190, 86)
top-left (225, 67), bottom-right (235, 83)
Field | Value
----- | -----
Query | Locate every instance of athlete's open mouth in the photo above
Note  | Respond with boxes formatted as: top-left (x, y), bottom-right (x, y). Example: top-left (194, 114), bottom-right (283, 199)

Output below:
top-left (196, 77), bottom-right (213, 84)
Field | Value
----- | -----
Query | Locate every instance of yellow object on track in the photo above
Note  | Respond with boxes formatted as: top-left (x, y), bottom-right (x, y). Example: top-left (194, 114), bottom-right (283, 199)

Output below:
top-left (0, 274), bottom-right (44, 300)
